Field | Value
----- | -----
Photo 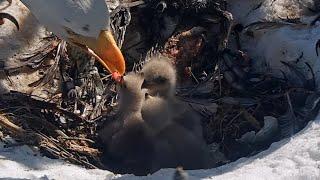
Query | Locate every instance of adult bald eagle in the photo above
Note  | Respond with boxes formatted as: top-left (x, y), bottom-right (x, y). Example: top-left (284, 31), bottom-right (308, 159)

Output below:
top-left (20, 0), bottom-right (126, 75)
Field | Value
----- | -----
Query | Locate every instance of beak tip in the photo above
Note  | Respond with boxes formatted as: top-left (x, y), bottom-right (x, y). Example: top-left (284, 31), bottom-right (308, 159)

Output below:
top-left (112, 72), bottom-right (123, 83)
top-left (92, 30), bottom-right (126, 76)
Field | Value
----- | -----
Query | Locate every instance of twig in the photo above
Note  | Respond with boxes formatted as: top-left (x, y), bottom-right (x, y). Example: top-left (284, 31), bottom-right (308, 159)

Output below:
top-left (60, 137), bottom-right (95, 144)
top-left (305, 62), bottom-right (316, 90)
top-left (0, 114), bottom-right (25, 136)
top-left (226, 111), bottom-right (243, 127)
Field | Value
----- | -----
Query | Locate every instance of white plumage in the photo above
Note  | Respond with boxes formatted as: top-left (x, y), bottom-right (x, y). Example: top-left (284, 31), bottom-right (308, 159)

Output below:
top-left (20, 0), bottom-right (110, 39)
top-left (20, 0), bottom-right (126, 75)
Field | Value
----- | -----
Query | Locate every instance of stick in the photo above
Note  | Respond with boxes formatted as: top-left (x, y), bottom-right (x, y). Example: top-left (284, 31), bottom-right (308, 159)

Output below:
top-left (0, 114), bottom-right (25, 136)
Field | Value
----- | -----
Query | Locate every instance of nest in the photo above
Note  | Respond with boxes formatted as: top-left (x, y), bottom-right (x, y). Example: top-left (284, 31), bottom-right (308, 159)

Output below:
top-left (1, 0), bottom-right (320, 175)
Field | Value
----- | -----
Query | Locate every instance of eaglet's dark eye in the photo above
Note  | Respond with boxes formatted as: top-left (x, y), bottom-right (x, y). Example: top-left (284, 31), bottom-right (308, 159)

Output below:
top-left (154, 76), bottom-right (167, 84)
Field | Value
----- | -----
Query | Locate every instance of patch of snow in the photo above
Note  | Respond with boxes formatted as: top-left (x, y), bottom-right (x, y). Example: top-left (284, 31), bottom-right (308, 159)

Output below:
top-left (0, 0), bottom-right (51, 95)
top-left (0, 0), bottom-right (48, 61)
top-left (227, 0), bottom-right (320, 88)
top-left (0, 139), bottom-right (114, 180)
top-left (229, 0), bottom-right (320, 88)
top-left (0, 115), bottom-right (319, 180)
top-left (242, 25), bottom-right (320, 84)
top-left (227, 0), bottom-right (316, 24)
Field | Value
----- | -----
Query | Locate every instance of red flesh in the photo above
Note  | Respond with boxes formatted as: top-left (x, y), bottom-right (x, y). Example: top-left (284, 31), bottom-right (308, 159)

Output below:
top-left (112, 71), bottom-right (123, 83)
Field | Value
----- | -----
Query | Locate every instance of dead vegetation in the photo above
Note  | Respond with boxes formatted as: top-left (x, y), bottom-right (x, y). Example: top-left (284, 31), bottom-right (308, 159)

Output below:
top-left (1, 0), bottom-right (320, 175)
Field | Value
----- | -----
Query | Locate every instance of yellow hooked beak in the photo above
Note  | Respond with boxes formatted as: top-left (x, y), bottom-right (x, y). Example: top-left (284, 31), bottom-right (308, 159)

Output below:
top-left (90, 30), bottom-right (125, 75)
top-left (67, 29), bottom-right (126, 75)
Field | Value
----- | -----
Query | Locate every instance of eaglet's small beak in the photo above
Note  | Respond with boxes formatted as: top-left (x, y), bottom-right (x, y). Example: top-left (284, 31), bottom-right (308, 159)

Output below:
top-left (66, 29), bottom-right (126, 75)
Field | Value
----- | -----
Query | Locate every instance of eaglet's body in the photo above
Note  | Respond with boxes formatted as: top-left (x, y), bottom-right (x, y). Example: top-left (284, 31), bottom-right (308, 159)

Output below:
top-left (141, 57), bottom-right (203, 139)
top-left (98, 73), bottom-right (154, 175)
top-left (141, 57), bottom-right (210, 170)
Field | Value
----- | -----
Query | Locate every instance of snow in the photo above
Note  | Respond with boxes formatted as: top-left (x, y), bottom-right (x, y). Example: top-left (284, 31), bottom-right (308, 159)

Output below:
top-left (243, 25), bottom-right (320, 85)
top-left (228, 0), bottom-right (320, 87)
top-left (0, 0), bottom-right (50, 95)
top-left (1, 116), bottom-right (319, 180)
top-left (1, 0), bottom-right (320, 179)
top-left (0, 141), bottom-right (114, 180)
